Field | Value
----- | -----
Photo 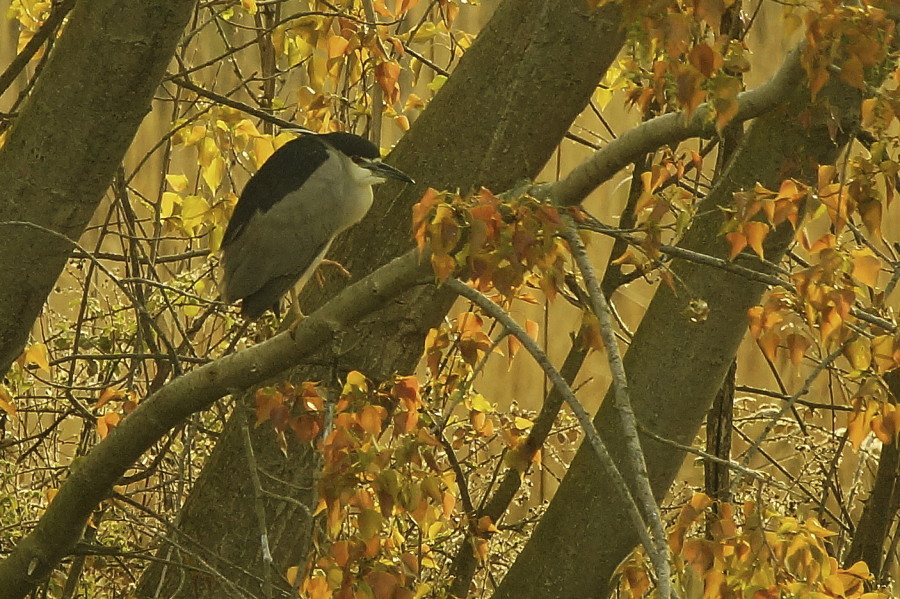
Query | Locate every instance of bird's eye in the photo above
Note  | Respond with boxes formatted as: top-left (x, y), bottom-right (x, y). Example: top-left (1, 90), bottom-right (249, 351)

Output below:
top-left (350, 156), bottom-right (363, 164)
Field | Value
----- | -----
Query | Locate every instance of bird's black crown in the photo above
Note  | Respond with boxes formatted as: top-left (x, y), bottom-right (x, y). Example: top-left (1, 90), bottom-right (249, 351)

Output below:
top-left (320, 132), bottom-right (381, 160)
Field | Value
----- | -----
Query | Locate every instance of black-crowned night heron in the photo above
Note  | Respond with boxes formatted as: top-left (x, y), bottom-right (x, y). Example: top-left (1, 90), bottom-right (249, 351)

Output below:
top-left (221, 132), bottom-right (414, 319)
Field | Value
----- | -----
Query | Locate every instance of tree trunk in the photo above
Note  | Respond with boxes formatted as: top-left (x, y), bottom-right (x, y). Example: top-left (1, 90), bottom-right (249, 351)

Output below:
top-left (844, 369), bottom-right (900, 580)
top-left (491, 71), bottom-right (864, 599)
top-left (135, 1), bottom-right (627, 596)
top-left (0, 0), bottom-right (197, 376)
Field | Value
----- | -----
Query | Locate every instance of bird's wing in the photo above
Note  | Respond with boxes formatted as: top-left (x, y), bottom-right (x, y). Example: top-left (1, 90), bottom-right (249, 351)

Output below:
top-left (221, 135), bottom-right (329, 249)
top-left (221, 156), bottom-right (358, 304)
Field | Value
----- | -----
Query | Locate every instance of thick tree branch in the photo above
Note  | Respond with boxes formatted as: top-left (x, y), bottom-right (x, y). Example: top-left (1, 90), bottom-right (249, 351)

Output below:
top-left (0, 249), bottom-right (431, 599)
top-left (493, 44), bottom-right (869, 599)
top-left (539, 46), bottom-right (804, 208)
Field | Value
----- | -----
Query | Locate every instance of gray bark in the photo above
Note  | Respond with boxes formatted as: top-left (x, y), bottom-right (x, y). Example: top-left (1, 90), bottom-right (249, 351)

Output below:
top-left (492, 68), bottom-right (866, 599)
top-left (0, 0), bottom-right (197, 375)
top-left (135, 0), bottom-right (627, 596)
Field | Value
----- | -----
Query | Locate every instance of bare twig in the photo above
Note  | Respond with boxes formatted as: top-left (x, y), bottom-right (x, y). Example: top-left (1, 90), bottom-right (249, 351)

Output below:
top-left (0, 0), bottom-right (77, 98)
top-left (560, 215), bottom-right (672, 599)
top-left (737, 340), bottom-right (850, 470)
top-left (443, 278), bottom-right (657, 583)
top-left (240, 411), bottom-right (273, 599)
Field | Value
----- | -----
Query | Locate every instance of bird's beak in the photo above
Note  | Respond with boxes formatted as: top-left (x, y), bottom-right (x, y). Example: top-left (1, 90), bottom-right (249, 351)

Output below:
top-left (362, 159), bottom-right (415, 184)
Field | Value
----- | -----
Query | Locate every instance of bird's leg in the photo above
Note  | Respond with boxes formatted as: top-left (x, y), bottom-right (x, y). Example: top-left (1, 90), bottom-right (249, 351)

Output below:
top-left (316, 258), bottom-right (352, 282)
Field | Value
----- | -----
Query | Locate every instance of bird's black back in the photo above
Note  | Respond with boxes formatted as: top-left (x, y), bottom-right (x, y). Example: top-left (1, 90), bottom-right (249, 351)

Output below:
top-left (221, 133), bottom-right (381, 248)
top-left (222, 135), bottom-right (329, 248)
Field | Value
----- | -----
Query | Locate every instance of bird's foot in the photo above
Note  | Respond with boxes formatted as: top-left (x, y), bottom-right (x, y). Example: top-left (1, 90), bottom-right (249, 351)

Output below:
top-left (319, 259), bottom-right (351, 279)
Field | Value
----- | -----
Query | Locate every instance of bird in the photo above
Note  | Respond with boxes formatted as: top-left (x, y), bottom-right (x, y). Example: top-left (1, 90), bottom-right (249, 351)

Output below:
top-left (220, 131), bottom-right (414, 319)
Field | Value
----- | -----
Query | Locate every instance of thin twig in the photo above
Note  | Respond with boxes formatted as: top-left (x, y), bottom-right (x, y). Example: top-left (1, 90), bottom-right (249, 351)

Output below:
top-left (241, 409), bottom-right (273, 599)
top-left (443, 278), bottom-right (657, 583)
top-left (738, 340), bottom-right (850, 469)
top-left (0, 0), bottom-right (77, 98)
top-left (560, 215), bottom-right (672, 599)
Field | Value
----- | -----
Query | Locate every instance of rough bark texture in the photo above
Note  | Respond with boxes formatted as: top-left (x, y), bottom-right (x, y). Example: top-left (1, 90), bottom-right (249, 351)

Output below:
top-left (135, 1), bottom-right (627, 597)
top-left (705, 361), bottom-right (735, 504)
top-left (0, 0), bottom-right (197, 376)
top-left (844, 369), bottom-right (900, 578)
top-left (491, 75), bottom-right (863, 599)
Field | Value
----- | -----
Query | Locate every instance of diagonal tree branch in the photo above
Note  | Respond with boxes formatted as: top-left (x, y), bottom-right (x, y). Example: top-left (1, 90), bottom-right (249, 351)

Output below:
top-left (0, 249), bottom-right (431, 599)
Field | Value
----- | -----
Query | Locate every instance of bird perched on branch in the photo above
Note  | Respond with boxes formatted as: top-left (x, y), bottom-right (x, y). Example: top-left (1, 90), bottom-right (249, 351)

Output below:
top-left (221, 131), bottom-right (414, 319)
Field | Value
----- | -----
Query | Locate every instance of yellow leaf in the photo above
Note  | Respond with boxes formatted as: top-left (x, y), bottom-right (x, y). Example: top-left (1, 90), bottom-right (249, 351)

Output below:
top-left (208, 225), bottom-right (225, 252)
top-left (180, 195), bottom-right (210, 236)
top-left (0, 385), bottom-right (16, 417)
top-left (345, 370), bottom-right (368, 391)
top-left (202, 156), bottom-right (225, 192)
top-left (514, 417), bottom-right (533, 430)
top-left (427, 74), bottom-right (447, 92)
top-left (165, 173), bottom-right (189, 192)
top-left (160, 192), bottom-right (179, 220)
top-left (411, 22), bottom-right (438, 43)
top-left (594, 86), bottom-right (613, 110)
top-left (274, 131), bottom-right (296, 149)
top-left (404, 93), bottom-right (425, 111)
top-left (183, 124), bottom-right (206, 146)
top-left (241, 0), bottom-right (257, 14)
top-left (197, 136), bottom-right (219, 168)
top-left (871, 335), bottom-right (899, 372)
top-left (843, 336), bottom-right (872, 372)
top-left (253, 136), bottom-right (275, 169)
top-left (358, 508), bottom-right (382, 540)
top-left (394, 115), bottom-right (410, 132)
top-left (469, 393), bottom-right (493, 413)
top-left (234, 119), bottom-right (262, 140)
top-left (23, 343), bottom-right (50, 373)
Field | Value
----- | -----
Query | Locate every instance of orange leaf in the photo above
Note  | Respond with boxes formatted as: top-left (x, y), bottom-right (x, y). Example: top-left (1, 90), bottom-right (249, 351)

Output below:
top-left (327, 35), bottom-right (349, 59)
top-left (725, 232), bottom-right (747, 260)
top-left (848, 397), bottom-right (877, 450)
top-left (332, 541), bottom-right (350, 567)
top-left (359, 405), bottom-right (386, 436)
top-left (785, 333), bottom-right (810, 367)
top-left (399, 0), bottom-right (421, 13)
top-left (683, 539), bottom-right (715, 574)
top-left (757, 330), bottom-right (780, 363)
top-left (97, 412), bottom-right (121, 439)
top-left (431, 253), bottom-right (456, 282)
top-left (375, 61), bottom-right (401, 104)
top-left (743, 221), bottom-right (770, 260)
top-left (859, 199), bottom-right (883, 240)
